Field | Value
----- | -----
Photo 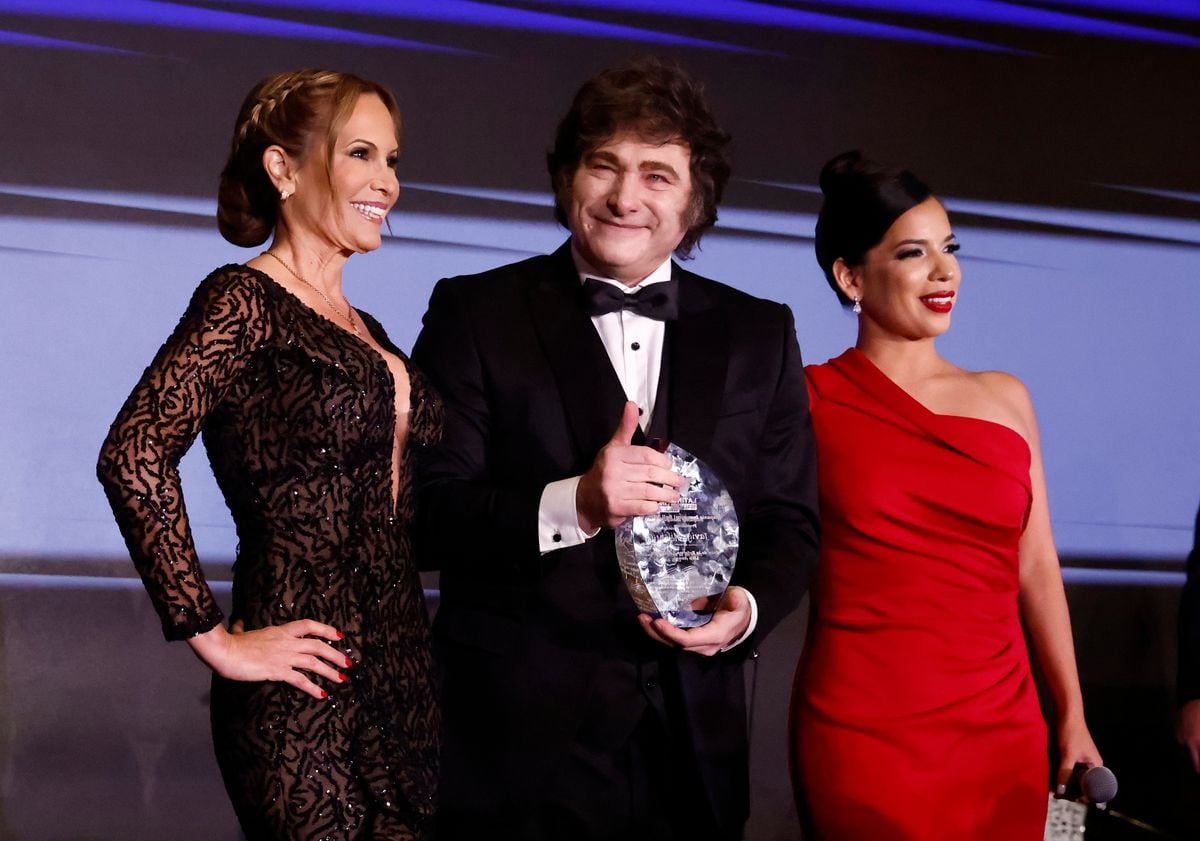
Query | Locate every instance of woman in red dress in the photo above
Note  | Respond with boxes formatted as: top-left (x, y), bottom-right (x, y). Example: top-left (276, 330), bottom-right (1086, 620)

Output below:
top-left (791, 151), bottom-right (1101, 839)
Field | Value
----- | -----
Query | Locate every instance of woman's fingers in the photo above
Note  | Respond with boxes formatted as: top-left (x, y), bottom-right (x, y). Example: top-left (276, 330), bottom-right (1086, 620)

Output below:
top-left (286, 618), bottom-right (342, 642)
top-left (212, 619), bottom-right (352, 696)
top-left (292, 652), bottom-right (346, 686)
top-left (297, 637), bottom-right (353, 669)
top-left (294, 657), bottom-right (343, 691)
top-left (275, 623), bottom-right (348, 692)
top-left (280, 668), bottom-right (332, 701)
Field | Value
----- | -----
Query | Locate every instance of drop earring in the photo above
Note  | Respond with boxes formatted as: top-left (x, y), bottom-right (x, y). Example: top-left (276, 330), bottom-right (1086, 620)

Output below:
top-left (852, 296), bottom-right (862, 315)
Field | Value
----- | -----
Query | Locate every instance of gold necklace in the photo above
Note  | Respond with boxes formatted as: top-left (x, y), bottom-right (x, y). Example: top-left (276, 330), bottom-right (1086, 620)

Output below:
top-left (263, 251), bottom-right (361, 336)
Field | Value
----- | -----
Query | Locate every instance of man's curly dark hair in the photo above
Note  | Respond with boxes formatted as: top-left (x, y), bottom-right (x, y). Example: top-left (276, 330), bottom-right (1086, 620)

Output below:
top-left (547, 57), bottom-right (732, 259)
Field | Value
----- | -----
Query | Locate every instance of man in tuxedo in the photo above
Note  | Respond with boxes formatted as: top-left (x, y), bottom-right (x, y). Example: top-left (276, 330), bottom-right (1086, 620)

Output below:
top-left (412, 57), bottom-right (819, 841)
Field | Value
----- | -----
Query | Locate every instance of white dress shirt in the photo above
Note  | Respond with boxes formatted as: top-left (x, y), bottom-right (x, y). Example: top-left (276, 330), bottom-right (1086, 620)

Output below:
top-left (535, 247), bottom-right (757, 648)
top-left (537, 249), bottom-right (670, 552)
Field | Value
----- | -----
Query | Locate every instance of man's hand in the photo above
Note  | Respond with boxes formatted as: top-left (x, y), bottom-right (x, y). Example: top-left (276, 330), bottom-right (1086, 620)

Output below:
top-left (576, 401), bottom-right (683, 532)
top-left (1178, 699), bottom-right (1200, 773)
top-left (638, 586), bottom-right (753, 657)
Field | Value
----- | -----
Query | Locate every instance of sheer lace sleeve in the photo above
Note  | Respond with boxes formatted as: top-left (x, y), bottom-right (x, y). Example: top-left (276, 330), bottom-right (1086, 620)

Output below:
top-left (98, 267), bottom-right (272, 641)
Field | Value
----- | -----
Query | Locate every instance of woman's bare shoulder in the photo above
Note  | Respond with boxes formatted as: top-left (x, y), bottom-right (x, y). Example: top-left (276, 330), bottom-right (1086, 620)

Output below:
top-left (971, 369), bottom-right (1031, 402)
top-left (969, 369), bottom-right (1036, 431)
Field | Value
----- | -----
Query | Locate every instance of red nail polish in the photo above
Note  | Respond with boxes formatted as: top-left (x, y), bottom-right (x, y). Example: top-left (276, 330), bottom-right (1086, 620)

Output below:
top-left (321, 690), bottom-right (328, 699)
top-left (339, 673), bottom-right (347, 682)
top-left (345, 658), bottom-right (353, 668)
top-left (336, 631), bottom-right (344, 640)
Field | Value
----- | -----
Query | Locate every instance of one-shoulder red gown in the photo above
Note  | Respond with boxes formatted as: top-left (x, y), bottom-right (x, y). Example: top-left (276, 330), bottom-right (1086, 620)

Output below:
top-left (791, 348), bottom-right (1048, 840)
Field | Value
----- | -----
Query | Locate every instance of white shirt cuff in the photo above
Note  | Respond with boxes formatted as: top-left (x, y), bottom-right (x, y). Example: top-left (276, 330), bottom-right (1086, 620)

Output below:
top-left (720, 588), bottom-right (758, 652)
top-left (538, 476), bottom-right (598, 554)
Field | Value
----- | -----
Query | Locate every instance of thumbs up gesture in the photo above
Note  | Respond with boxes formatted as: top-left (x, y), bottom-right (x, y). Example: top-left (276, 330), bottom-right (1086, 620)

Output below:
top-left (576, 401), bottom-right (684, 532)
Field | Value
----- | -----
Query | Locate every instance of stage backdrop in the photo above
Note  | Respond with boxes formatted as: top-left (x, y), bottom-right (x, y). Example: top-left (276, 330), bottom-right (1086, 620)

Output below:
top-left (0, 2), bottom-right (1196, 839)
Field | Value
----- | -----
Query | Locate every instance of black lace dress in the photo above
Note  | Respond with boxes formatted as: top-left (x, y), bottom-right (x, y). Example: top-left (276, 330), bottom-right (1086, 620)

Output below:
top-left (98, 265), bottom-right (440, 840)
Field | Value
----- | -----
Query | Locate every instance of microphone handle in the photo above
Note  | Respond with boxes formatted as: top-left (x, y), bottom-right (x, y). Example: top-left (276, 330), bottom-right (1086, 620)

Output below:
top-left (1062, 763), bottom-right (1089, 801)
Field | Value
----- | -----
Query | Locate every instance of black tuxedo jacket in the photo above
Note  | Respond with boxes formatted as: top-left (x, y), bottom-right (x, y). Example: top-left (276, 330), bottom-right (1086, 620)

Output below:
top-left (1179, 503), bottom-right (1200, 705)
top-left (412, 242), bottom-right (819, 834)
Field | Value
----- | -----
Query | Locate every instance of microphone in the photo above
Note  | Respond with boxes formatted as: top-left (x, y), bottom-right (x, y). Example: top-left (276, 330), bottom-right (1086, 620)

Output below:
top-left (1060, 763), bottom-right (1119, 805)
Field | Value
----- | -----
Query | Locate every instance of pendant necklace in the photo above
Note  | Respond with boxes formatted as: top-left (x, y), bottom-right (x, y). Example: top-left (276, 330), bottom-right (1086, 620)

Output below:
top-left (264, 251), bottom-right (361, 337)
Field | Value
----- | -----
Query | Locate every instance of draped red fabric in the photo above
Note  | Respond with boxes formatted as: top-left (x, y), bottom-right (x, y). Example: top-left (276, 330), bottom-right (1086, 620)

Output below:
top-left (791, 348), bottom-right (1048, 840)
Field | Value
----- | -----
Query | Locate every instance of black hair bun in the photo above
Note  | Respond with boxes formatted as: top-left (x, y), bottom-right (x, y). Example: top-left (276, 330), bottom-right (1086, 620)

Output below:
top-left (819, 150), bottom-right (868, 196)
top-left (811, 151), bottom-right (933, 305)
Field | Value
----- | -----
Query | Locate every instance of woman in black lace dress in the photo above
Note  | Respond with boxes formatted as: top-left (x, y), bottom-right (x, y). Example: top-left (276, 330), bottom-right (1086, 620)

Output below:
top-left (97, 69), bottom-right (440, 840)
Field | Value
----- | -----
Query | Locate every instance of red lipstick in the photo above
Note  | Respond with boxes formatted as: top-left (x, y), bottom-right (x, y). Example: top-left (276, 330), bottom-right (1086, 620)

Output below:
top-left (920, 290), bottom-right (955, 314)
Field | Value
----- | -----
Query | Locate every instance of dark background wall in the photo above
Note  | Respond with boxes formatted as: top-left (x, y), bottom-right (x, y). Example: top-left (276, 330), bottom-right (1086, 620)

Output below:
top-left (0, 2), bottom-right (1196, 838)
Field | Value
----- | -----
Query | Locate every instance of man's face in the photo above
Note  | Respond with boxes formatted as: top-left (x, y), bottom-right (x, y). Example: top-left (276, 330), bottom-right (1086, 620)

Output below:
top-left (564, 131), bottom-right (693, 286)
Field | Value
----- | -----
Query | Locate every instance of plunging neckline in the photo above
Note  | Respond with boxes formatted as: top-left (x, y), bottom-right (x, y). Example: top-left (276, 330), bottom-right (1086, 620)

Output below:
top-left (243, 264), bottom-right (409, 514)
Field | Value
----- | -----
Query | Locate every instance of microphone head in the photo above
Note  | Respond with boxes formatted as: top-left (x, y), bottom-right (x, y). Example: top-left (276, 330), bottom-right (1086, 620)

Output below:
top-left (1081, 765), bottom-right (1119, 803)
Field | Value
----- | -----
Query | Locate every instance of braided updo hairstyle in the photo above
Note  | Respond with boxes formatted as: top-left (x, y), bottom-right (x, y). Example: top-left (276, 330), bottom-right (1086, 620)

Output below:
top-left (813, 151), bottom-right (933, 307)
top-left (217, 69), bottom-right (402, 247)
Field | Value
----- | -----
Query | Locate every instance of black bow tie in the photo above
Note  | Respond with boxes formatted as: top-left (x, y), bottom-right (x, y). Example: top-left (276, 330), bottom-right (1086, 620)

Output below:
top-left (581, 277), bottom-right (679, 321)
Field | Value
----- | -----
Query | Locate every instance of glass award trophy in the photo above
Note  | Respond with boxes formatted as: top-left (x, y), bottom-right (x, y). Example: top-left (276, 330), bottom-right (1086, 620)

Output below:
top-left (1044, 795), bottom-right (1086, 841)
top-left (615, 441), bottom-right (739, 628)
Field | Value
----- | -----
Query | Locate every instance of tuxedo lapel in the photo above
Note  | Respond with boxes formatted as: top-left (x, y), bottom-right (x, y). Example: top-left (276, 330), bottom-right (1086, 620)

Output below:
top-left (527, 243), bottom-right (630, 464)
top-left (665, 267), bottom-right (727, 455)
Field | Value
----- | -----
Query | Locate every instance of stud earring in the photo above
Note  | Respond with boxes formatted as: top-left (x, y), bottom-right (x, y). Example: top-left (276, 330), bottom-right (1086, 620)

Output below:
top-left (852, 296), bottom-right (862, 315)
top-left (280, 189), bottom-right (291, 202)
